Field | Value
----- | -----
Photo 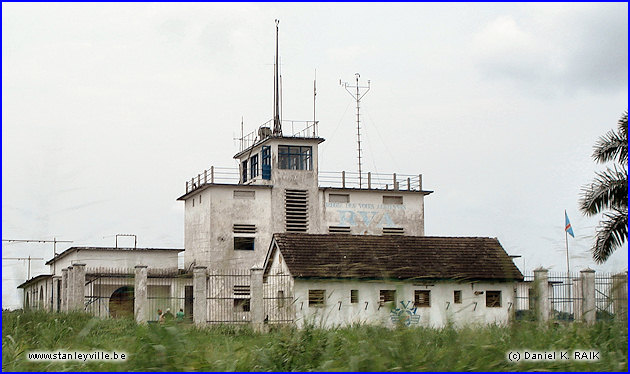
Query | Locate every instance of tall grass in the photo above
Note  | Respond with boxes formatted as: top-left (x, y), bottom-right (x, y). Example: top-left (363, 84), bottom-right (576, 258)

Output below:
top-left (2, 310), bottom-right (627, 371)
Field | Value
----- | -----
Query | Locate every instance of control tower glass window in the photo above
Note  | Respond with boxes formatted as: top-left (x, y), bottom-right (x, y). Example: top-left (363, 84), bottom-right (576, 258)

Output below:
top-left (279, 145), bottom-right (312, 170)
top-left (250, 154), bottom-right (259, 179)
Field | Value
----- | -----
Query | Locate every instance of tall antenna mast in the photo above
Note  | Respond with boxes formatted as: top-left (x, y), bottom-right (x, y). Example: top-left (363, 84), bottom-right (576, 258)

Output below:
top-left (313, 69), bottom-right (317, 125)
top-left (273, 19), bottom-right (282, 136)
top-left (340, 73), bottom-right (371, 188)
top-left (240, 117), bottom-right (244, 151)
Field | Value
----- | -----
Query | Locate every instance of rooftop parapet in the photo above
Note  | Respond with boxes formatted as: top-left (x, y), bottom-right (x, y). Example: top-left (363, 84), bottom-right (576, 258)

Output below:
top-left (183, 168), bottom-right (426, 195)
top-left (238, 119), bottom-right (319, 152)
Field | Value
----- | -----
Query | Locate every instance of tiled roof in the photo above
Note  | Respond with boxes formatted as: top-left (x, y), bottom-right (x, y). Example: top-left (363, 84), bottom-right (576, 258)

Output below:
top-left (270, 233), bottom-right (523, 281)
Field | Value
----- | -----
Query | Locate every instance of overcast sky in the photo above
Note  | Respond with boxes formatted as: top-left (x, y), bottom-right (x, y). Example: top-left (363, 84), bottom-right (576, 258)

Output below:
top-left (2, 3), bottom-right (628, 309)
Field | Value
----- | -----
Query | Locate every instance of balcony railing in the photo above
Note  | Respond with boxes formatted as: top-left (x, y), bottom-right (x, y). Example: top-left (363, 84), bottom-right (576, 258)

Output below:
top-left (318, 171), bottom-right (423, 191)
top-left (238, 119), bottom-right (319, 152)
top-left (185, 167), bottom-right (423, 194)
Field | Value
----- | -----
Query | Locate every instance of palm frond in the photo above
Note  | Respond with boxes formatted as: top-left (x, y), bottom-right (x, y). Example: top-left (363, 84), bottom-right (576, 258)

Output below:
top-left (592, 131), bottom-right (627, 165)
top-left (618, 110), bottom-right (628, 139)
top-left (592, 208), bottom-right (628, 264)
top-left (579, 166), bottom-right (628, 216)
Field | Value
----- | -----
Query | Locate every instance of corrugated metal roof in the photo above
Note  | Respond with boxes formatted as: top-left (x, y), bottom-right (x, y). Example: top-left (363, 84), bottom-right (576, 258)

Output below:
top-left (269, 233), bottom-right (523, 281)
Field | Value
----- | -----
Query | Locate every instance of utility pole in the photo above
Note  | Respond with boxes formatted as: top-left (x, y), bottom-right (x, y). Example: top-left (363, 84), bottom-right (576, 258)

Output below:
top-left (3, 238), bottom-right (73, 310)
top-left (341, 73), bottom-right (371, 188)
top-left (3, 256), bottom-right (45, 279)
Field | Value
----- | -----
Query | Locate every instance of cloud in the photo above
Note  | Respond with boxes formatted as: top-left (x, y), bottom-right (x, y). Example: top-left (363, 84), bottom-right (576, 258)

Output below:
top-left (471, 4), bottom-right (628, 94)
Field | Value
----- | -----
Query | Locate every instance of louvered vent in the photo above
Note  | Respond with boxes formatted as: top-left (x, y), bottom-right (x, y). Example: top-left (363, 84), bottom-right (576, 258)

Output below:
top-left (285, 189), bottom-right (308, 232)
top-left (233, 285), bottom-right (250, 298)
top-left (383, 227), bottom-right (405, 235)
top-left (328, 226), bottom-right (351, 234)
top-left (233, 224), bottom-right (256, 234)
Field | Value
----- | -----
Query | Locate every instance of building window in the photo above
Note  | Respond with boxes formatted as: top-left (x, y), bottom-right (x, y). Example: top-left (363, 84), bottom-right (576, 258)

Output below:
top-left (486, 291), bottom-right (501, 308)
top-left (454, 290), bottom-right (462, 304)
top-left (241, 159), bottom-right (248, 183)
top-left (329, 193), bottom-right (349, 203)
top-left (250, 154), bottom-right (259, 179)
top-left (350, 290), bottom-right (359, 304)
top-left (278, 290), bottom-right (285, 308)
top-left (233, 285), bottom-right (250, 312)
top-left (278, 145), bottom-right (312, 170)
top-left (379, 290), bottom-right (396, 305)
top-left (234, 237), bottom-right (255, 251)
top-left (234, 190), bottom-right (255, 199)
top-left (414, 290), bottom-right (431, 307)
top-left (261, 146), bottom-right (271, 180)
top-left (383, 195), bottom-right (403, 205)
top-left (308, 289), bottom-right (325, 306)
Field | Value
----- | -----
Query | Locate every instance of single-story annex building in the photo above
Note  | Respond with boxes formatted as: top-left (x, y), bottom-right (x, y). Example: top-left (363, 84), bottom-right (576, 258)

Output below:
top-left (263, 233), bottom-right (524, 328)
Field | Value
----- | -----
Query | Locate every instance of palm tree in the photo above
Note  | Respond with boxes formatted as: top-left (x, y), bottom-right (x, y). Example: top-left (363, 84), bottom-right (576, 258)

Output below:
top-left (579, 111), bottom-right (628, 263)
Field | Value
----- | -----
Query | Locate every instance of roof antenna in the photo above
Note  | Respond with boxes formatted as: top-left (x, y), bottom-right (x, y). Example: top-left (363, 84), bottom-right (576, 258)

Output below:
top-left (313, 69), bottom-right (317, 128)
top-left (341, 73), bottom-right (371, 188)
top-left (273, 19), bottom-right (282, 136)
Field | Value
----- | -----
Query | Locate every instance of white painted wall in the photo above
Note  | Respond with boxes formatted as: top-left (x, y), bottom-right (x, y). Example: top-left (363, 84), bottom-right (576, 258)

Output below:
top-left (320, 189), bottom-right (426, 235)
top-left (184, 185), bottom-right (273, 270)
top-left (22, 277), bottom-right (52, 311)
top-left (293, 279), bottom-right (516, 328)
top-left (183, 138), bottom-right (428, 273)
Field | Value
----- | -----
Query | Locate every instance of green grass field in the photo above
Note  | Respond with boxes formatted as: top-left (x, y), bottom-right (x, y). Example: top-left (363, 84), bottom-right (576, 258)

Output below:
top-left (2, 310), bottom-right (627, 371)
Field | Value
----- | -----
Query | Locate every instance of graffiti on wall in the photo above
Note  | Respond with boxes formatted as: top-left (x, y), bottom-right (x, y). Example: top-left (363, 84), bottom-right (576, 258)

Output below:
top-left (390, 301), bottom-right (420, 326)
top-left (325, 202), bottom-right (405, 228)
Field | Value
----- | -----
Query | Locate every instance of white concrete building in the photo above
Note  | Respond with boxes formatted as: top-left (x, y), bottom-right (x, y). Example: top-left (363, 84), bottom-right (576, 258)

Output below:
top-left (178, 123), bottom-right (430, 272)
top-left (18, 246), bottom-right (182, 315)
top-left (263, 233), bottom-right (523, 328)
top-left (15, 23), bottom-right (527, 328)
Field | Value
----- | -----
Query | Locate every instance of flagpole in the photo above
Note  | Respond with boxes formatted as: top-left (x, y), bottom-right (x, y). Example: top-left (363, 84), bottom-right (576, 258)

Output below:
top-left (565, 210), bottom-right (571, 316)
top-left (565, 210), bottom-right (570, 277)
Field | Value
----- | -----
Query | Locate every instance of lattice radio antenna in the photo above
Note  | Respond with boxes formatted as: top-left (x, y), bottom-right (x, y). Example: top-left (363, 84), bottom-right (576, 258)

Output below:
top-left (340, 73), bottom-right (371, 188)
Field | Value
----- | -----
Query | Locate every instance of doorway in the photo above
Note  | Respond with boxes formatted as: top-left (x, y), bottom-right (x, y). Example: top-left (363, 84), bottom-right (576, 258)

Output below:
top-left (109, 286), bottom-right (134, 318)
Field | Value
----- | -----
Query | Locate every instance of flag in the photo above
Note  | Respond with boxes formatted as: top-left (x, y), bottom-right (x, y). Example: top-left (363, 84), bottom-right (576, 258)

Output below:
top-left (565, 211), bottom-right (575, 238)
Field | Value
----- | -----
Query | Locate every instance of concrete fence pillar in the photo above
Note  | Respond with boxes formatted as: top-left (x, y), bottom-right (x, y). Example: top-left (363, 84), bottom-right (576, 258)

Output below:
top-left (533, 267), bottom-right (550, 322)
top-left (67, 266), bottom-right (75, 312)
top-left (52, 276), bottom-right (61, 312)
top-left (572, 277), bottom-right (583, 322)
top-left (612, 271), bottom-right (628, 319)
top-left (193, 266), bottom-right (207, 325)
top-left (580, 268), bottom-right (596, 324)
top-left (134, 265), bottom-right (148, 323)
top-left (61, 269), bottom-right (68, 312)
top-left (250, 267), bottom-right (264, 332)
top-left (73, 264), bottom-right (86, 312)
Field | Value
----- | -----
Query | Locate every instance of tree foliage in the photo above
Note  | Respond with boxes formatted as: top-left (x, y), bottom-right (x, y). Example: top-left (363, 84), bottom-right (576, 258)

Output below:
top-left (579, 111), bottom-right (628, 263)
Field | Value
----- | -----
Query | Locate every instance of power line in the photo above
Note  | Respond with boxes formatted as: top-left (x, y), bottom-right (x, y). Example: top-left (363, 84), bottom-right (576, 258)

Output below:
top-left (2, 256), bottom-right (45, 279)
top-left (2, 238), bottom-right (73, 309)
